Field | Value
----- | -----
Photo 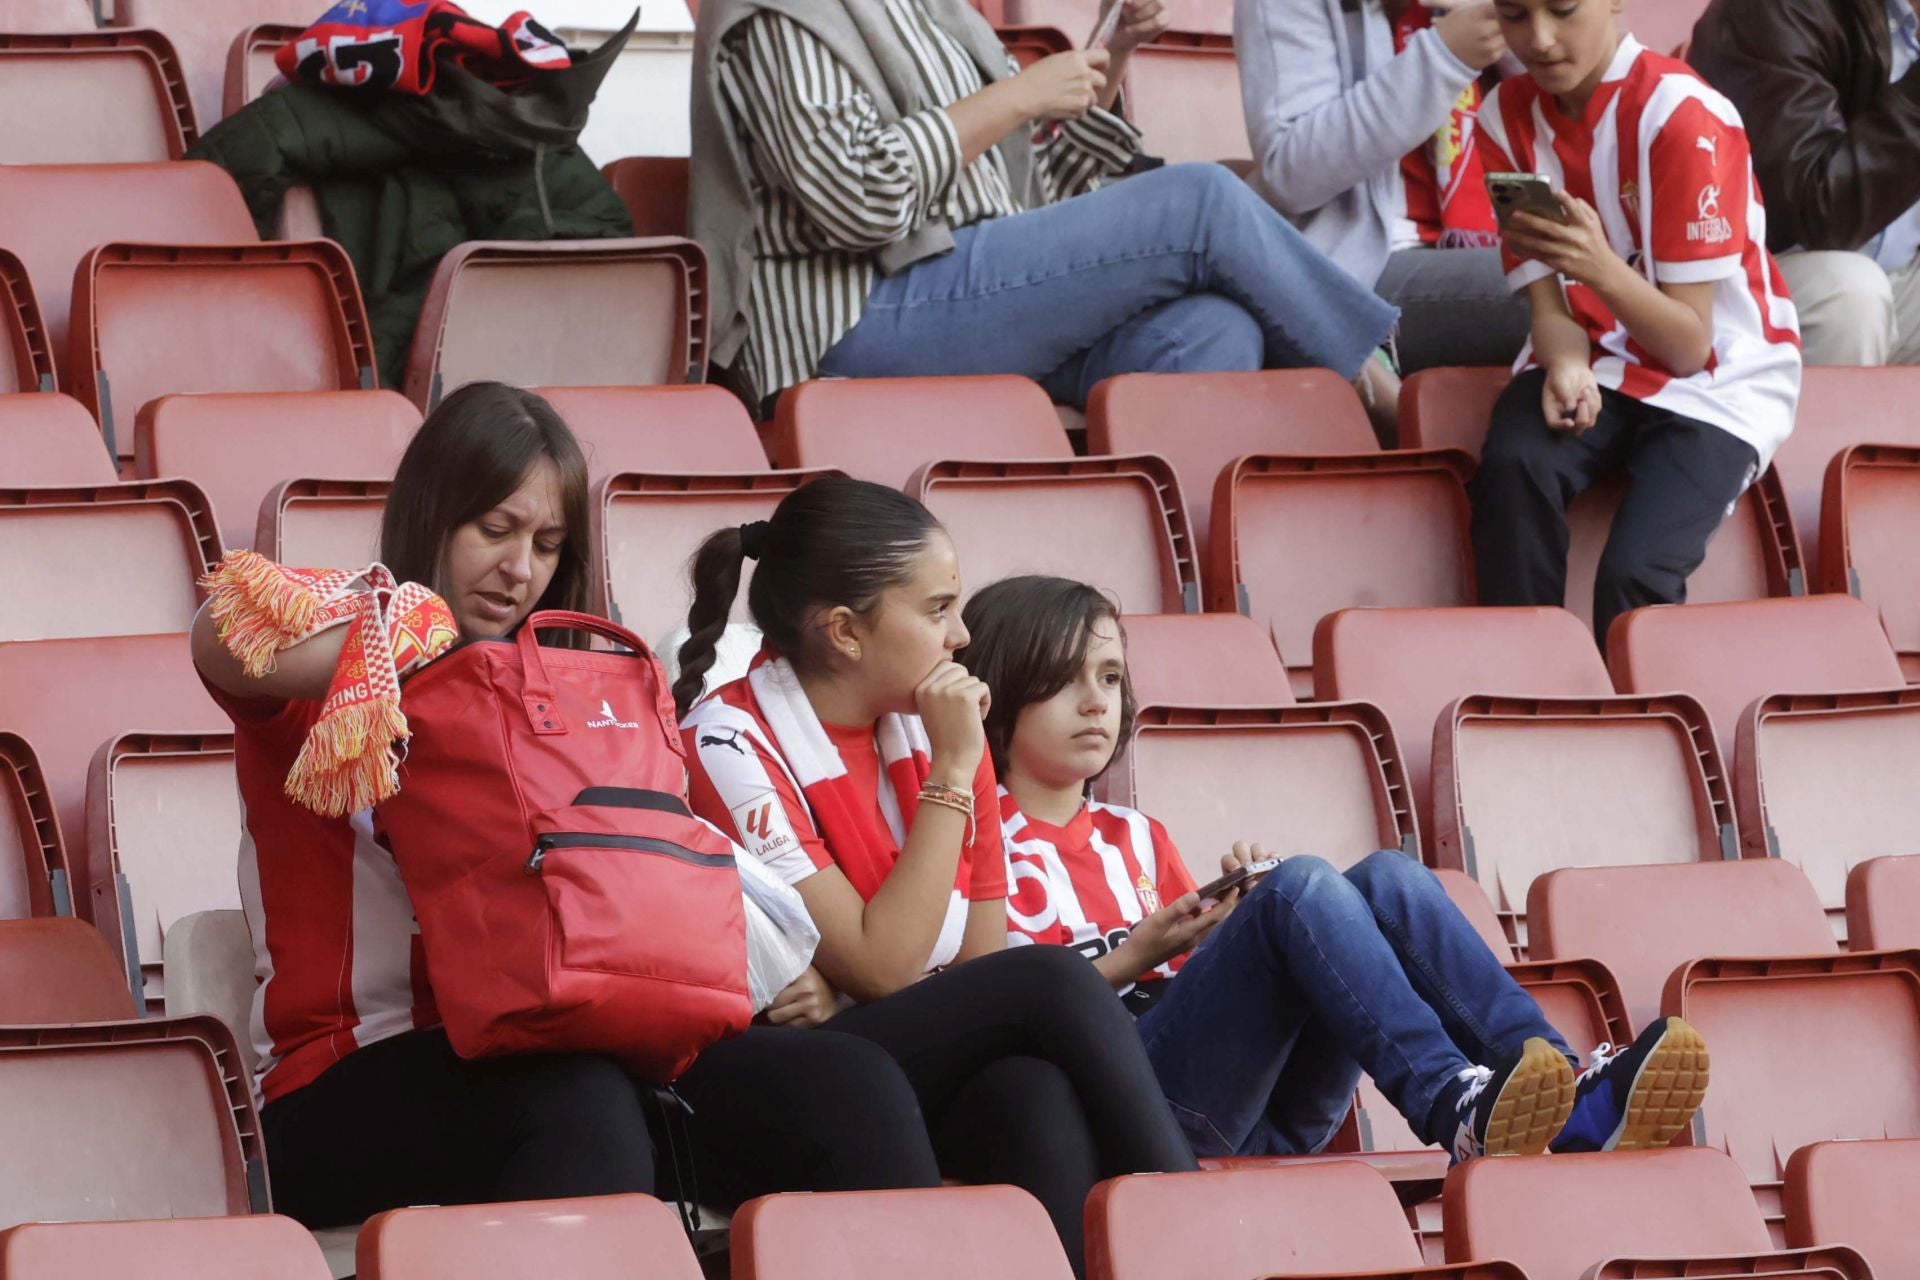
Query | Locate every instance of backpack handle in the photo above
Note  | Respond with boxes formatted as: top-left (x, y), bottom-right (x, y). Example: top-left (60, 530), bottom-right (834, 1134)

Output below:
top-left (517, 610), bottom-right (655, 736)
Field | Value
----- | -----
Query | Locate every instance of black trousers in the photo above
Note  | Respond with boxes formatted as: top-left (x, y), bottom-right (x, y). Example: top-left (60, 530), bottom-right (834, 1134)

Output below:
top-left (827, 946), bottom-right (1198, 1276)
top-left (262, 1023), bottom-right (941, 1230)
top-left (1469, 367), bottom-right (1759, 650)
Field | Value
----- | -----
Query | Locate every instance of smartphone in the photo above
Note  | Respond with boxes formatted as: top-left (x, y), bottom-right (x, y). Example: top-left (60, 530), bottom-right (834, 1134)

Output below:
top-left (1486, 171), bottom-right (1569, 228)
top-left (1089, 0), bottom-right (1124, 48)
top-left (1193, 859), bottom-right (1281, 905)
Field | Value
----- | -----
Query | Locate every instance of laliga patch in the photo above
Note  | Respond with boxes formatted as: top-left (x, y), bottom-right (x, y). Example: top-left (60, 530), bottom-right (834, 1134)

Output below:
top-left (730, 792), bottom-right (798, 861)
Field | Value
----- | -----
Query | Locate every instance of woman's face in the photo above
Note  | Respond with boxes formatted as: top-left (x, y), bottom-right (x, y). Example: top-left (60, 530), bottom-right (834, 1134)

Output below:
top-left (442, 457), bottom-right (566, 638)
top-left (848, 532), bottom-right (970, 713)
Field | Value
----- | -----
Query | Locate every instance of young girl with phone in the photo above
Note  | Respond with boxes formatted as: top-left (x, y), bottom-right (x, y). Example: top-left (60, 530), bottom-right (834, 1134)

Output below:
top-left (675, 480), bottom-right (1195, 1277)
top-left (957, 574), bottom-right (1711, 1164)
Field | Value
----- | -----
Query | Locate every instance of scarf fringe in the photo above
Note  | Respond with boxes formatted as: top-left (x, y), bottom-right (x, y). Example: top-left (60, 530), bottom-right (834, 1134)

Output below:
top-left (285, 695), bottom-right (411, 817)
top-left (202, 549), bottom-right (327, 677)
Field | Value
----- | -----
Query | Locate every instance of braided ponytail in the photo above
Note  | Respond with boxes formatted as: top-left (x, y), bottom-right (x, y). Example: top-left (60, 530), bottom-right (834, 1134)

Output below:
top-left (673, 526), bottom-right (746, 716)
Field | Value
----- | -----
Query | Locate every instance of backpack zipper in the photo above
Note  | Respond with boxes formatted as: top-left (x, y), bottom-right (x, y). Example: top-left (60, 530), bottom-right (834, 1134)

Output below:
top-left (525, 832), bottom-right (737, 875)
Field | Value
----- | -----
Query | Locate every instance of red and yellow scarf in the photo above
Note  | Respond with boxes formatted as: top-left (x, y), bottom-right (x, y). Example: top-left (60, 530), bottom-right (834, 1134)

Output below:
top-left (1393, 5), bottom-right (1500, 249)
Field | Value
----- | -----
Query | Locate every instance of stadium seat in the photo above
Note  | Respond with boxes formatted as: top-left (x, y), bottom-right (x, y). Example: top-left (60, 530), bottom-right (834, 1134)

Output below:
top-left (255, 477), bottom-right (388, 568)
top-left (0, 162), bottom-right (258, 390)
top-left (1622, 0), bottom-right (1709, 55)
top-left (1000, 0), bottom-right (1096, 36)
top-left (0, 1215), bottom-right (330, 1280)
top-left (1397, 367), bottom-right (1507, 455)
top-left (1119, 612), bottom-right (1292, 708)
top-left (404, 238), bottom-right (711, 410)
top-left (997, 22), bottom-right (1071, 66)
top-left (136, 390), bottom-right (418, 551)
top-left (0, 1013), bottom-right (265, 1228)
top-left (356, 1195), bottom-right (701, 1280)
top-left (1125, 37), bottom-right (1251, 164)
top-left (1210, 451), bottom-right (1476, 695)
top-left (0, 248), bottom-right (56, 395)
top-left (1785, 1138), bottom-right (1920, 1279)
top-left (111, 0), bottom-right (313, 131)
top-left (601, 155), bottom-right (691, 238)
top-left (69, 240), bottom-right (377, 466)
top-left (1774, 365), bottom-right (1920, 572)
top-left (0, 733), bottom-right (69, 919)
top-left (1313, 606), bottom-right (1612, 847)
top-left (598, 469), bottom-right (837, 649)
top-left (0, 392), bottom-right (115, 484)
top-left (0, 0), bottom-right (95, 31)
top-left (536, 383), bottom-right (767, 477)
top-left (1528, 859), bottom-right (1837, 1028)
top-left (1847, 855), bottom-right (1920, 950)
top-left (85, 731), bottom-right (239, 1009)
top-left (912, 455), bottom-right (1199, 615)
top-left (772, 375), bottom-right (1070, 491)
top-left (1086, 369), bottom-right (1378, 574)
top-left (0, 28), bottom-right (196, 164)
top-left (221, 21), bottom-right (299, 118)
top-left (0, 916), bottom-right (136, 1022)
top-left (1430, 693), bottom-right (1734, 949)
top-left (1820, 443), bottom-right (1920, 676)
top-left (731, 1185), bottom-right (1072, 1280)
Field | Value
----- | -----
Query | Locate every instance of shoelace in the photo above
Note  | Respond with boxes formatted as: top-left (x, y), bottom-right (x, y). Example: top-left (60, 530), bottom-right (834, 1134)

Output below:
top-left (1576, 1041), bottom-right (1622, 1086)
top-left (1453, 1062), bottom-right (1495, 1113)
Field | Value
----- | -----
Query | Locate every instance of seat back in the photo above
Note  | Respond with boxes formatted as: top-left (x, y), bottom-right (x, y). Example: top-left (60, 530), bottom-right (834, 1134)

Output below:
top-left (0, 917), bottom-right (137, 1021)
top-left (1529, 860), bottom-right (1837, 1028)
top-left (601, 156), bottom-right (691, 237)
top-left (0, 1215), bottom-right (330, 1280)
top-left (0, 248), bottom-right (57, 395)
top-left (772, 375), bottom-right (1070, 491)
top-left (1125, 38), bottom-right (1249, 163)
top-left (997, 22), bottom-right (1071, 65)
top-left (1623, 0), bottom-right (1708, 52)
top-left (1847, 855), bottom-right (1920, 950)
top-left (163, 908), bottom-right (259, 1080)
top-left (732, 1186), bottom-right (1073, 1280)
top-left (1212, 451), bottom-right (1476, 696)
top-left (0, 733), bottom-right (69, 919)
top-left (357, 1195), bottom-right (702, 1280)
top-left (221, 22), bottom-right (300, 118)
top-left (1775, 366), bottom-right (1920, 571)
top-left (0, 392), bottom-right (115, 483)
top-left (1100, 704), bottom-right (1416, 883)
top-left (912, 455), bottom-right (1199, 615)
top-left (1313, 606), bottom-right (1612, 847)
top-left (136, 390), bottom-right (419, 551)
top-left (1086, 369), bottom-right (1377, 573)
top-left (1119, 613), bottom-right (1293, 708)
top-left (1785, 1138), bottom-right (1920, 1279)
top-left (404, 238), bottom-right (710, 409)
top-left (255, 478), bottom-right (388, 568)
top-left (0, 0), bottom-right (96, 31)
top-left (1431, 693), bottom-right (1734, 947)
top-left (0, 30), bottom-right (196, 164)
top-left (0, 163), bottom-right (257, 388)
top-left (1821, 444), bottom-right (1920, 677)
top-left (111, 0), bottom-right (315, 132)
top-left (1399, 367), bottom-right (1508, 454)
top-left (536, 383), bottom-right (766, 478)
top-left (70, 241), bottom-right (376, 465)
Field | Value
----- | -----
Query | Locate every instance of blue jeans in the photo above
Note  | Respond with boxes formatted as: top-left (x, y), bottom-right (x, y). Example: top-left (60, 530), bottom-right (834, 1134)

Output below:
top-left (1133, 850), bottom-right (1571, 1158)
top-left (816, 164), bottom-right (1399, 407)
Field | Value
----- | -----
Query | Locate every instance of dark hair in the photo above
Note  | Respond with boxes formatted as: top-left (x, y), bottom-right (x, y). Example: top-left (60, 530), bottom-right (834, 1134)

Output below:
top-left (380, 381), bottom-right (592, 630)
top-left (674, 477), bottom-right (941, 715)
top-left (956, 575), bottom-right (1136, 781)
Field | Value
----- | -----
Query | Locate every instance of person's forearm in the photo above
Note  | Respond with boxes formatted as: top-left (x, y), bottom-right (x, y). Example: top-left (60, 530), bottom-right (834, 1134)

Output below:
top-left (1531, 293), bottom-right (1592, 370)
top-left (945, 79), bottom-right (1033, 167)
top-left (1093, 943), bottom-right (1146, 990)
top-left (845, 800), bottom-right (970, 997)
top-left (1587, 258), bottom-right (1714, 376)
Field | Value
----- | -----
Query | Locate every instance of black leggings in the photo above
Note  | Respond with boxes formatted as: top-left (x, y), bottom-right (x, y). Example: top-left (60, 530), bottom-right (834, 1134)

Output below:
top-left (827, 945), bottom-right (1198, 1274)
top-left (262, 1023), bottom-right (941, 1229)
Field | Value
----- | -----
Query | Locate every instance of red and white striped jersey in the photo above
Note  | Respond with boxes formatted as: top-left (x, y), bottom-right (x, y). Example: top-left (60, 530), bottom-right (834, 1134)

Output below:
top-left (1479, 35), bottom-right (1800, 469)
top-left (999, 790), bottom-right (1199, 994)
top-left (212, 685), bottom-right (438, 1107)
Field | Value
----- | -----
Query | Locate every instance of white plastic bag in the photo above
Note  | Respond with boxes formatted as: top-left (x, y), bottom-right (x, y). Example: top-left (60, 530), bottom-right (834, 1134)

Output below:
top-left (735, 842), bottom-right (820, 1012)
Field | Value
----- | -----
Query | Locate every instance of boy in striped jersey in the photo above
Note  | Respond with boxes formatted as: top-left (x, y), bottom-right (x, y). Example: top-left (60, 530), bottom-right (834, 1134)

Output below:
top-left (959, 576), bottom-right (1710, 1164)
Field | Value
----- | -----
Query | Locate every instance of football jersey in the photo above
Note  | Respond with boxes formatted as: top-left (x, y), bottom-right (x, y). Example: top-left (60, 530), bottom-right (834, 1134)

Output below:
top-left (1479, 35), bottom-right (1800, 469)
top-left (683, 678), bottom-right (1007, 975)
top-left (999, 790), bottom-right (1199, 1004)
top-left (211, 684), bottom-right (437, 1107)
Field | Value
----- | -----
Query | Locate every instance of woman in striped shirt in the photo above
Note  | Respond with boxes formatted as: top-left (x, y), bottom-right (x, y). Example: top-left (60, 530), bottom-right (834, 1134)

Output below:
top-left (691, 0), bottom-right (1401, 415)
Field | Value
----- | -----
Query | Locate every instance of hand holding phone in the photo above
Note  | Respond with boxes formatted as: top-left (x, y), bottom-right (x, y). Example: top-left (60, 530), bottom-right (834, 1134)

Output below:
top-left (1486, 172), bottom-right (1569, 229)
top-left (1193, 858), bottom-right (1281, 906)
top-left (1089, 0), bottom-right (1125, 48)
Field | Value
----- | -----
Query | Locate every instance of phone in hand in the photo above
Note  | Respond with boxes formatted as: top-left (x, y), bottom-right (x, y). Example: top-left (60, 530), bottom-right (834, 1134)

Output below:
top-left (1193, 859), bottom-right (1281, 906)
top-left (1486, 172), bottom-right (1569, 228)
top-left (1089, 0), bottom-right (1125, 48)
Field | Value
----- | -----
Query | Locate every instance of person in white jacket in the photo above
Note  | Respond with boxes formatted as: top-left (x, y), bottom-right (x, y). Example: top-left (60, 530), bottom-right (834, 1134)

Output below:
top-left (1237, 0), bottom-right (1530, 373)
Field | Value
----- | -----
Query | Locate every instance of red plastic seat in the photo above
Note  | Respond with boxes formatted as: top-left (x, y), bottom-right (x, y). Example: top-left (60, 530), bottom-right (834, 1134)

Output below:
top-left (0, 916), bottom-right (136, 1022)
top-left (601, 156), bottom-right (691, 238)
top-left (1774, 366), bottom-right (1920, 572)
top-left (0, 163), bottom-right (258, 392)
top-left (0, 29), bottom-right (196, 163)
top-left (1086, 369), bottom-right (1378, 574)
top-left (536, 384), bottom-right (767, 478)
top-left (997, 22), bottom-right (1071, 66)
top-left (1397, 368), bottom-right (1508, 456)
top-left (911, 455), bottom-right (1199, 615)
top-left (1529, 859), bottom-right (1837, 1029)
top-left (1313, 606), bottom-right (1612, 848)
top-left (404, 238), bottom-right (711, 410)
top-left (1126, 37), bottom-right (1250, 163)
top-left (0, 392), bottom-right (115, 484)
top-left (732, 1185), bottom-right (1072, 1280)
top-left (69, 241), bottom-right (377, 467)
top-left (0, 0), bottom-right (95, 31)
top-left (357, 1195), bottom-right (702, 1280)
top-left (1431, 693), bottom-right (1734, 949)
top-left (1119, 612), bottom-right (1292, 708)
top-left (773, 375), bottom-right (1070, 491)
top-left (1847, 855), bottom-right (1920, 950)
top-left (254, 477), bottom-right (388, 568)
top-left (1000, 0), bottom-right (1098, 36)
top-left (1210, 451), bottom-right (1476, 696)
top-left (0, 1215), bottom-right (329, 1280)
top-left (1820, 443), bottom-right (1920, 677)
top-left (0, 733), bottom-right (69, 919)
top-left (221, 21), bottom-right (299, 118)
top-left (136, 390), bottom-right (417, 551)
top-left (111, 0), bottom-right (313, 130)
top-left (1623, 0), bottom-right (1708, 55)
top-left (1785, 1138), bottom-right (1920, 1280)
top-left (0, 248), bottom-right (57, 395)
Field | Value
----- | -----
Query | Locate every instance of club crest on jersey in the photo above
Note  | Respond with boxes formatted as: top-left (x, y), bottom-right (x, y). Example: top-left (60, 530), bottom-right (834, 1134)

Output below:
top-left (1688, 184), bottom-right (1733, 245)
top-left (1136, 874), bottom-right (1161, 914)
top-left (731, 792), bottom-right (797, 860)
top-left (587, 699), bottom-right (639, 729)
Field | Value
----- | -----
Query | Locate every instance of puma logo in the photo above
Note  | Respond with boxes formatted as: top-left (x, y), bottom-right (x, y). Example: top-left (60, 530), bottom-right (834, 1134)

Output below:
top-left (701, 729), bottom-right (748, 756)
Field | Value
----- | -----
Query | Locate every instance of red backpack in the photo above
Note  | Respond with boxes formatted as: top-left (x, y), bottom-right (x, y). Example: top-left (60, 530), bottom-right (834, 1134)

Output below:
top-left (377, 610), bottom-right (750, 1080)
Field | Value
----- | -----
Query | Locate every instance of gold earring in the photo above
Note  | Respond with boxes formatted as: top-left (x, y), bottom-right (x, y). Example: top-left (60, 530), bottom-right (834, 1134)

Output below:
top-left (848, 645), bottom-right (861, 660)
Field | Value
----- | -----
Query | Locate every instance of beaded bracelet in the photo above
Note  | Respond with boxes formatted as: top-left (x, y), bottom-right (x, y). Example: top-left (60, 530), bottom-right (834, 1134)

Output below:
top-left (919, 780), bottom-right (972, 808)
top-left (917, 786), bottom-right (976, 847)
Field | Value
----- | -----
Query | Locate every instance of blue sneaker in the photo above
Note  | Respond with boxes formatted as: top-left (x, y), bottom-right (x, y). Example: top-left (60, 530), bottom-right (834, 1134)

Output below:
top-left (1551, 1017), bottom-right (1710, 1154)
top-left (1441, 1036), bottom-right (1576, 1164)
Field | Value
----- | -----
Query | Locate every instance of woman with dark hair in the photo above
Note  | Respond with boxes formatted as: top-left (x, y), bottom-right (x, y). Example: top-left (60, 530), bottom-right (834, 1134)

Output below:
top-left (677, 478), bottom-right (1196, 1277)
top-left (191, 383), bottom-right (944, 1230)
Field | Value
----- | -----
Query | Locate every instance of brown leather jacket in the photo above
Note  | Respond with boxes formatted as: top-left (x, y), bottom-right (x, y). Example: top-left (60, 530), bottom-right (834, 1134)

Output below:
top-left (1690, 0), bottom-right (1920, 251)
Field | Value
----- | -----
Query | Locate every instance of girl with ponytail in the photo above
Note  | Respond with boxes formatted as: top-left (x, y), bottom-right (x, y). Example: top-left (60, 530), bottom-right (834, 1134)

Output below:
top-left (678, 477), bottom-right (1196, 1278)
